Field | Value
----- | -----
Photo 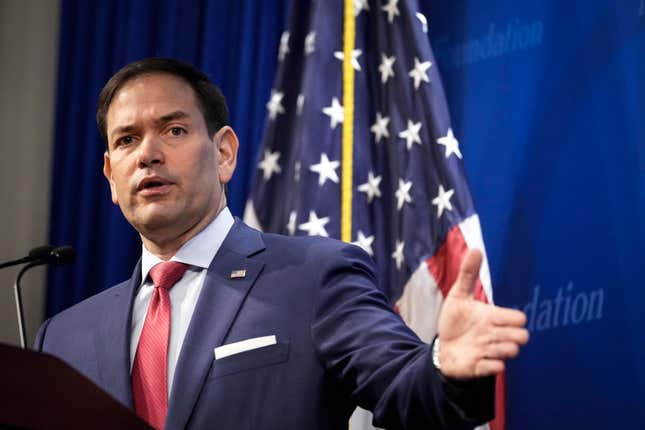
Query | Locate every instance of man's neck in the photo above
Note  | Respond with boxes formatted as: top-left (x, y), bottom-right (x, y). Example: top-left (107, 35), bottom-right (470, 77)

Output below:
top-left (141, 202), bottom-right (227, 260)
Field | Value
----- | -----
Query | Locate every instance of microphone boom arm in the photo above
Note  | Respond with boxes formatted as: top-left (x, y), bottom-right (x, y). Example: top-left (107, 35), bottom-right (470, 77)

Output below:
top-left (13, 261), bottom-right (41, 349)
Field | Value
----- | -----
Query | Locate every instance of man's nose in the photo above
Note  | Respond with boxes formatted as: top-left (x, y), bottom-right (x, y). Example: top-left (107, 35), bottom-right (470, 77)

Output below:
top-left (137, 135), bottom-right (164, 168)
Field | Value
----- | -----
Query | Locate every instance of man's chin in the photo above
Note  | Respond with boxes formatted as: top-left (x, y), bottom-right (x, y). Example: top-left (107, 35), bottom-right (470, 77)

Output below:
top-left (130, 209), bottom-right (179, 235)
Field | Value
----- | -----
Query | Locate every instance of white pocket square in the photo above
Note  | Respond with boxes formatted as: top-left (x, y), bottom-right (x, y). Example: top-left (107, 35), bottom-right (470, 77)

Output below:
top-left (214, 335), bottom-right (277, 360)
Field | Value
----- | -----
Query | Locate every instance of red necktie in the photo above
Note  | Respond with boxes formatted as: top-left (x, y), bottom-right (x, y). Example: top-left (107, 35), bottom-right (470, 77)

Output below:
top-left (132, 261), bottom-right (188, 430)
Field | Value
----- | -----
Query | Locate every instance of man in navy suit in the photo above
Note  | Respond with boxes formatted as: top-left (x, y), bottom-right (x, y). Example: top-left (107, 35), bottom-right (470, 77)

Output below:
top-left (36, 58), bottom-right (529, 429)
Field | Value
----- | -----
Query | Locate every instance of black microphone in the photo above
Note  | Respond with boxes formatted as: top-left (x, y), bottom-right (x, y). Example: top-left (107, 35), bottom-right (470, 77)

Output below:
top-left (29, 245), bottom-right (56, 260)
top-left (49, 246), bottom-right (76, 265)
top-left (14, 245), bottom-right (76, 348)
top-left (0, 245), bottom-right (55, 269)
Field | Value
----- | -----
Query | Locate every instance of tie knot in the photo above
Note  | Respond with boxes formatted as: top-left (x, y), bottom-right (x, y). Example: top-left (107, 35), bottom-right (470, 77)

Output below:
top-left (149, 261), bottom-right (188, 290)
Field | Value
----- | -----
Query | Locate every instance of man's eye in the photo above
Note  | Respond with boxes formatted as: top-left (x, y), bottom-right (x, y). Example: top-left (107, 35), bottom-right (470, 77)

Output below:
top-left (169, 127), bottom-right (186, 136)
top-left (115, 136), bottom-right (133, 147)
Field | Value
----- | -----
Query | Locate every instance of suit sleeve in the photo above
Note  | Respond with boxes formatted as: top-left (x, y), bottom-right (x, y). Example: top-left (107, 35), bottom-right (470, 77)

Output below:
top-left (33, 318), bottom-right (52, 351)
top-left (311, 243), bottom-right (494, 430)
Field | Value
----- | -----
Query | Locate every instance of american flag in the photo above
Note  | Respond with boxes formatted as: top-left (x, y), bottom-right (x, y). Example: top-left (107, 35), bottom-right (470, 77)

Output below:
top-left (244, 1), bottom-right (504, 429)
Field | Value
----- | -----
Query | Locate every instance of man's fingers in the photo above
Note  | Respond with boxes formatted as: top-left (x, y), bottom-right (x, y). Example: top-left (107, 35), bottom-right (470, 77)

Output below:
top-left (491, 306), bottom-right (527, 327)
top-left (449, 249), bottom-right (483, 299)
top-left (486, 327), bottom-right (530, 346)
top-left (474, 359), bottom-right (505, 377)
top-left (485, 341), bottom-right (521, 359)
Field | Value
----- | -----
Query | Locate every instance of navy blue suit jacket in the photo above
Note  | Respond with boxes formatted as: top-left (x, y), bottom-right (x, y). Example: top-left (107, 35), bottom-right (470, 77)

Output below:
top-left (36, 220), bottom-right (493, 429)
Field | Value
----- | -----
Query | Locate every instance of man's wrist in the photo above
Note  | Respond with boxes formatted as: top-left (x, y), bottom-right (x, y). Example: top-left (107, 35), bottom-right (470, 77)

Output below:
top-left (432, 336), bottom-right (442, 371)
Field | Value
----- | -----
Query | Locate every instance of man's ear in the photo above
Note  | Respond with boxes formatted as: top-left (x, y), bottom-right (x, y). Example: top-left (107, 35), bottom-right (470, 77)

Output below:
top-left (214, 126), bottom-right (239, 185)
top-left (103, 151), bottom-right (119, 205)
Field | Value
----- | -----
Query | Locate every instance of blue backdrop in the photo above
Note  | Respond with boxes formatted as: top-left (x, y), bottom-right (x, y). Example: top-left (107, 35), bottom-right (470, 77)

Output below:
top-left (421, 1), bottom-right (645, 427)
top-left (47, 0), bottom-right (644, 428)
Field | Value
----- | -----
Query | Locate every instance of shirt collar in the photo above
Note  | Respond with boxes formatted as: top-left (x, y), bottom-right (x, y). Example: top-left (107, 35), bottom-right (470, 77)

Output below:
top-left (140, 207), bottom-right (235, 285)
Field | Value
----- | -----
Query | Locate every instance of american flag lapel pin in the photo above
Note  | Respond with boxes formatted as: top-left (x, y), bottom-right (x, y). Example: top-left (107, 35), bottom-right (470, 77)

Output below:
top-left (230, 269), bottom-right (247, 279)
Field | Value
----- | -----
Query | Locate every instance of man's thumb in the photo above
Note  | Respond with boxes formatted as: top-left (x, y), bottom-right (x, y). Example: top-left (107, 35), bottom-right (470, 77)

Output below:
top-left (449, 249), bottom-right (483, 299)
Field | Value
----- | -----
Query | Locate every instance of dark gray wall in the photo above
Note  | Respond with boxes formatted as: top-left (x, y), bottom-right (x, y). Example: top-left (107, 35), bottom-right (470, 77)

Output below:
top-left (0, 0), bottom-right (60, 345)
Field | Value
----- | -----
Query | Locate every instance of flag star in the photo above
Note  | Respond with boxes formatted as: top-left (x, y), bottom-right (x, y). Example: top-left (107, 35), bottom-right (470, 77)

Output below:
top-left (296, 93), bottom-right (305, 115)
top-left (357, 171), bottom-right (382, 203)
top-left (322, 97), bottom-right (344, 129)
top-left (354, 0), bottom-right (370, 16)
top-left (266, 90), bottom-right (285, 120)
top-left (432, 185), bottom-right (455, 218)
top-left (294, 161), bottom-right (302, 182)
top-left (416, 12), bottom-right (428, 33)
top-left (258, 149), bottom-right (282, 180)
top-left (378, 54), bottom-right (396, 84)
top-left (436, 128), bottom-right (463, 159)
top-left (395, 178), bottom-right (413, 210)
top-left (286, 211), bottom-right (297, 236)
top-left (278, 31), bottom-right (290, 61)
top-left (398, 120), bottom-right (423, 150)
top-left (391, 240), bottom-right (405, 270)
top-left (408, 57), bottom-right (432, 90)
top-left (334, 49), bottom-right (362, 71)
top-left (353, 231), bottom-right (375, 256)
top-left (382, 0), bottom-right (400, 23)
top-left (309, 153), bottom-right (340, 186)
top-left (305, 31), bottom-right (316, 55)
top-left (298, 211), bottom-right (330, 237)
top-left (370, 113), bottom-right (390, 143)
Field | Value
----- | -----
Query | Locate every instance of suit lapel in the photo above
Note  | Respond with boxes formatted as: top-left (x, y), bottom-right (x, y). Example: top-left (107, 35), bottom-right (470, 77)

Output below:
top-left (94, 260), bottom-right (141, 409)
top-left (165, 221), bottom-right (265, 430)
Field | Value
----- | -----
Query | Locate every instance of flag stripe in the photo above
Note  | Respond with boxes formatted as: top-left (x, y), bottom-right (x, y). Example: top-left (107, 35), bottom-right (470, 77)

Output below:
top-left (426, 224), bottom-right (486, 302)
top-left (395, 261), bottom-right (443, 343)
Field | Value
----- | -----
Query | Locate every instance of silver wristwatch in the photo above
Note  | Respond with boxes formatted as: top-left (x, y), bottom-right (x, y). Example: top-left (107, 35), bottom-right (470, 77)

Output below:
top-left (432, 337), bottom-right (442, 371)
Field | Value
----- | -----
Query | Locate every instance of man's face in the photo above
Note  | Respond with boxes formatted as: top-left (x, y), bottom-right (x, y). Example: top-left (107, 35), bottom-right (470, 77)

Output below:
top-left (103, 73), bottom-right (237, 244)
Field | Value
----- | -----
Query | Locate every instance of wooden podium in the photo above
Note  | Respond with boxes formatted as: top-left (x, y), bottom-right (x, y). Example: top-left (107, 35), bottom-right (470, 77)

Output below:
top-left (0, 343), bottom-right (151, 429)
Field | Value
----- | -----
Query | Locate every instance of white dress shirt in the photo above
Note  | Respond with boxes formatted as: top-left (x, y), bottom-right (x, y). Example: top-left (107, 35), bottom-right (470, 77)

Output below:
top-left (130, 207), bottom-right (235, 396)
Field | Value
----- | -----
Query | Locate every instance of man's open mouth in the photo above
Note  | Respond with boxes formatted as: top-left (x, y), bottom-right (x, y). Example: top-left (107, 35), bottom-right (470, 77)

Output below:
top-left (137, 176), bottom-right (172, 193)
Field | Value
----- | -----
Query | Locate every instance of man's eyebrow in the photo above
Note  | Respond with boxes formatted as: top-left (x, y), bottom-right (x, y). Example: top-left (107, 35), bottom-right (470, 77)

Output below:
top-left (110, 124), bottom-right (136, 140)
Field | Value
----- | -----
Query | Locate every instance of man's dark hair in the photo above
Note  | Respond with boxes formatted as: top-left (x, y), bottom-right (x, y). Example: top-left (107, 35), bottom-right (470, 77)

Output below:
top-left (96, 57), bottom-right (229, 147)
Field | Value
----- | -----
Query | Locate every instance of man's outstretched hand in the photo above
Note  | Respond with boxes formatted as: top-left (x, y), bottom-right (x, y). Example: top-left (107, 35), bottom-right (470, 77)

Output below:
top-left (437, 249), bottom-right (529, 379)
